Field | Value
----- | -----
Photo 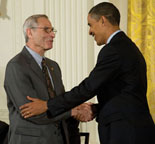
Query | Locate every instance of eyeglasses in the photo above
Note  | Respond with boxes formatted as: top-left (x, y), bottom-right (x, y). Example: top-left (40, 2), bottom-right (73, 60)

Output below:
top-left (31, 27), bottom-right (57, 34)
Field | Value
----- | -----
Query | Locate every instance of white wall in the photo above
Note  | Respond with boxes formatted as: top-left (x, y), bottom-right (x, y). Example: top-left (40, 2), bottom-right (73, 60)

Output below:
top-left (0, 0), bottom-right (127, 144)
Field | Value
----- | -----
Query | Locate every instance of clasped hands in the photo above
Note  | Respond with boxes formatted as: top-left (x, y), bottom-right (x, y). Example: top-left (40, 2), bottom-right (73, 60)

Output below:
top-left (71, 103), bottom-right (95, 122)
top-left (20, 96), bottom-right (95, 122)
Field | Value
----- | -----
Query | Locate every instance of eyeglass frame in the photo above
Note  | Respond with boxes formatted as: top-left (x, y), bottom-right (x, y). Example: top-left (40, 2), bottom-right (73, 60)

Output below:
top-left (30, 26), bottom-right (57, 34)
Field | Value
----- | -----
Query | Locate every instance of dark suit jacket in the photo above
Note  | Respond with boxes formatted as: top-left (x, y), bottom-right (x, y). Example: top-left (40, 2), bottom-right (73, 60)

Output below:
top-left (4, 47), bottom-right (80, 144)
top-left (0, 120), bottom-right (9, 144)
top-left (47, 32), bottom-right (155, 144)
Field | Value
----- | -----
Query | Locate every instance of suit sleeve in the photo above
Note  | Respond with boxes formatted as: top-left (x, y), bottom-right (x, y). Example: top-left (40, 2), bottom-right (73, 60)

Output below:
top-left (47, 45), bottom-right (121, 117)
top-left (4, 62), bottom-right (71, 125)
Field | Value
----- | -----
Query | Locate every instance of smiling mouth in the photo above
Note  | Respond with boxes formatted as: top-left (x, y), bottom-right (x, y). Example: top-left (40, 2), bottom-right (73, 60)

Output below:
top-left (91, 32), bottom-right (95, 37)
top-left (92, 34), bottom-right (96, 40)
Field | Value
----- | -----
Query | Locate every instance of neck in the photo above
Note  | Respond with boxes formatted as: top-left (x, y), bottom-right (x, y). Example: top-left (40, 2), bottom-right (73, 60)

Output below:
top-left (109, 25), bottom-right (120, 36)
top-left (26, 42), bottom-right (45, 56)
top-left (105, 25), bottom-right (120, 43)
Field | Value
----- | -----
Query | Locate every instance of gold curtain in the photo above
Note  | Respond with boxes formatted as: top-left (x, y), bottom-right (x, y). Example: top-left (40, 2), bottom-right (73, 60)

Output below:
top-left (127, 0), bottom-right (155, 121)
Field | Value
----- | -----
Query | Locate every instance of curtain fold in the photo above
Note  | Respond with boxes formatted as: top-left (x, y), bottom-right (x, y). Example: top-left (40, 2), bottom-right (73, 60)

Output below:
top-left (127, 0), bottom-right (155, 121)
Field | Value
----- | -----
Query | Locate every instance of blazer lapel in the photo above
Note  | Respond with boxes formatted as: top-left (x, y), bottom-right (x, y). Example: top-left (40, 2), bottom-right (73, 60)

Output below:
top-left (30, 60), bottom-right (46, 83)
top-left (21, 47), bottom-right (46, 84)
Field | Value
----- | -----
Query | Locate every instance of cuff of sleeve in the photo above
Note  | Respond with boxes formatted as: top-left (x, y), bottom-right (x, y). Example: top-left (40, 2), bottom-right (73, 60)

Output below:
top-left (47, 98), bottom-right (66, 117)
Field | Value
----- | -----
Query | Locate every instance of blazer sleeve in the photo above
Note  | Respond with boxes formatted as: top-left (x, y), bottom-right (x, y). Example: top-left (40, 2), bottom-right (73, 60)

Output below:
top-left (47, 45), bottom-right (121, 117)
top-left (4, 61), bottom-right (71, 125)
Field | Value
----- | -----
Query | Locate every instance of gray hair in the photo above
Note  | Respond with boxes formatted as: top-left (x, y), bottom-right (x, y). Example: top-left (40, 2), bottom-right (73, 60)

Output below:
top-left (23, 14), bottom-right (48, 43)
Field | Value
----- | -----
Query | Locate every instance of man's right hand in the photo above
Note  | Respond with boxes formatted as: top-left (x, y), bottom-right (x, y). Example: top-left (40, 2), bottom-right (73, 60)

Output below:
top-left (20, 96), bottom-right (48, 118)
top-left (71, 103), bottom-right (95, 122)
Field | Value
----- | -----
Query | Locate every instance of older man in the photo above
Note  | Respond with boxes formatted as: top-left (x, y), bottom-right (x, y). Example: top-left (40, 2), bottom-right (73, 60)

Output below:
top-left (4, 14), bottom-right (93, 144)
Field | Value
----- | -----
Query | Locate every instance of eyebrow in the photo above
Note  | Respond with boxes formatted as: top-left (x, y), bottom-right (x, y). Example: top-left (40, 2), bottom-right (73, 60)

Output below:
top-left (43, 26), bottom-right (52, 28)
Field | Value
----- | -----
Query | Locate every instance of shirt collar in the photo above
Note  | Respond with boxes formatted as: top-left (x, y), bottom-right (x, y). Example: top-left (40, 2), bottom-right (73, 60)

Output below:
top-left (106, 30), bottom-right (121, 44)
top-left (25, 46), bottom-right (43, 69)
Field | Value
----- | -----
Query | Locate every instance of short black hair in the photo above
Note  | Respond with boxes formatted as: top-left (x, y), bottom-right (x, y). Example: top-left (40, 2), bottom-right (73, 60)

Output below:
top-left (89, 2), bottom-right (120, 26)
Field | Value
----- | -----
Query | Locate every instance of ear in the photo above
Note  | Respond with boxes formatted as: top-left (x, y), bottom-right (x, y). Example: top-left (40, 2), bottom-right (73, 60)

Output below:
top-left (26, 28), bottom-right (33, 39)
top-left (101, 16), bottom-right (106, 24)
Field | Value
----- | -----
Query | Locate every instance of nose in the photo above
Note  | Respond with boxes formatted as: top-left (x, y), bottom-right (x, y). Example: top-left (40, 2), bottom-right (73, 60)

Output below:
top-left (50, 31), bottom-right (55, 38)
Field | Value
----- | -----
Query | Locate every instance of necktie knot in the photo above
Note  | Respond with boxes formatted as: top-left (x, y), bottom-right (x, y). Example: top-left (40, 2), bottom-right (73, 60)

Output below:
top-left (41, 58), bottom-right (47, 73)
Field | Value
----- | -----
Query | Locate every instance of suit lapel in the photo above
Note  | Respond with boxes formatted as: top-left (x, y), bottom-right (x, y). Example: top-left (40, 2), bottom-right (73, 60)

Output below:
top-left (21, 47), bottom-right (46, 84)
top-left (30, 60), bottom-right (46, 83)
top-left (22, 47), bottom-right (61, 96)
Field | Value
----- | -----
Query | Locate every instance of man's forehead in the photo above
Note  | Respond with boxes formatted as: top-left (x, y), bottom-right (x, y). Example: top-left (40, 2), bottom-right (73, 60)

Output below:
top-left (88, 15), bottom-right (97, 23)
top-left (37, 17), bottom-right (52, 26)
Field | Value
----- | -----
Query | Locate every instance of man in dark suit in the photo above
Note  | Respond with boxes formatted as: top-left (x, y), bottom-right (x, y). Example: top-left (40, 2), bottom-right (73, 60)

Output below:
top-left (20, 3), bottom-right (155, 144)
top-left (4, 14), bottom-right (93, 144)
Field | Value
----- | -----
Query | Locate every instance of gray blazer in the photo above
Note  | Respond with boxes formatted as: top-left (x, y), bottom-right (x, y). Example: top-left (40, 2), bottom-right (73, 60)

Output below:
top-left (4, 47), bottom-right (72, 144)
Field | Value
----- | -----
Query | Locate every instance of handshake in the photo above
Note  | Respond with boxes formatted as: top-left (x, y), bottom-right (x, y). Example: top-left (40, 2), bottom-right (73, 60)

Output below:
top-left (71, 103), bottom-right (96, 122)
top-left (20, 96), bottom-right (97, 122)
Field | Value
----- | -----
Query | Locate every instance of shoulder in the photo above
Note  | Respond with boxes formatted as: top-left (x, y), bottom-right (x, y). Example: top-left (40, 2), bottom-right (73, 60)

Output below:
top-left (98, 44), bottom-right (119, 61)
top-left (7, 53), bottom-right (24, 69)
top-left (6, 48), bottom-right (33, 73)
top-left (7, 47), bottom-right (31, 65)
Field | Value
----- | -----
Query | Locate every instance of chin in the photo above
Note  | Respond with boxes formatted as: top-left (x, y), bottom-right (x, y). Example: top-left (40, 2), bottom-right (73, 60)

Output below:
top-left (44, 47), bottom-right (52, 51)
top-left (95, 39), bottom-right (102, 46)
top-left (96, 42), bottom-right (102, 46)
top-left (97, 43), bottom-right (102, 46)
top-left (96, 40), bottom-right (105, 46)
